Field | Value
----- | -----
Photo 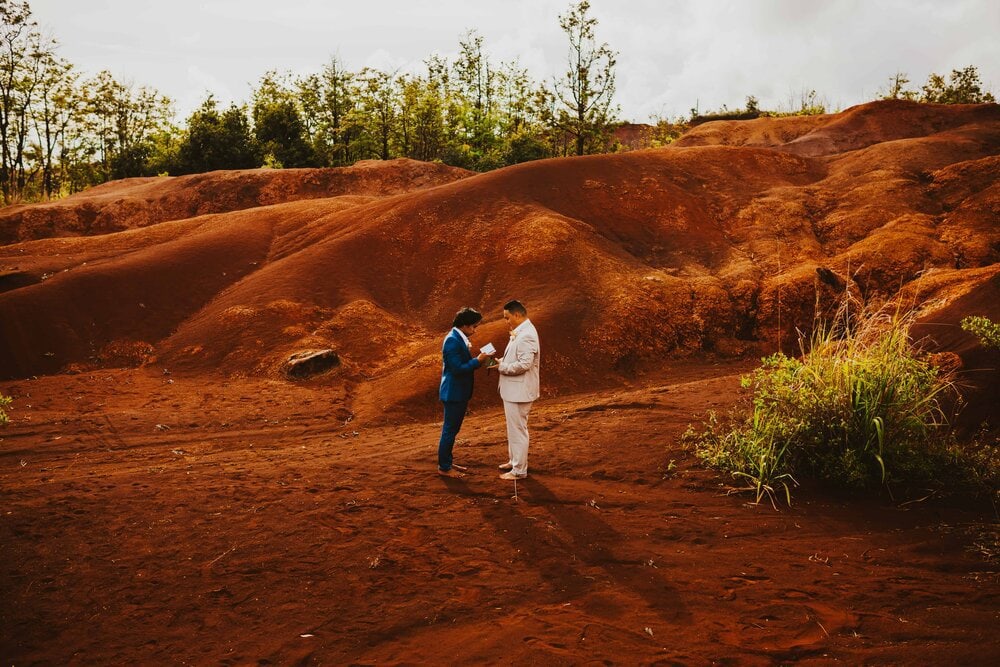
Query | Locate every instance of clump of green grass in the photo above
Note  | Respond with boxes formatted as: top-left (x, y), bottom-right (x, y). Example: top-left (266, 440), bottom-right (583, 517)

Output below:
top-left (689, 298), bottom-right (985, 505)
top-left (0, 393), bottom-right (10, 426)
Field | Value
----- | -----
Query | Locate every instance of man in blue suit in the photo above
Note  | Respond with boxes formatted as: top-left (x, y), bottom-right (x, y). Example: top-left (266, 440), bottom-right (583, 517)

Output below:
top-left (438, 307), bottom-right (492, 477)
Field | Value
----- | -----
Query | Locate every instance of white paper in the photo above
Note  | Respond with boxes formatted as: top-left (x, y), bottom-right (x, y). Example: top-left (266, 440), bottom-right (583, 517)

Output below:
top-left (480, 342), bottom-right (496, 355)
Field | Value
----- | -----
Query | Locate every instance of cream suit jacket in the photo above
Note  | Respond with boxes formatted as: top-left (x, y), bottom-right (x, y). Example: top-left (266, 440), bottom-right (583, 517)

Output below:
top-left (497, 319), bottom-right (540, 402)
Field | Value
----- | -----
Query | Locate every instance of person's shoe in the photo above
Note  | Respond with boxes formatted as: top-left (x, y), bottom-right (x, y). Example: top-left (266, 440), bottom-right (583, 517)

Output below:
top-left (499, 471), bottom-right (526, 480)
top-left (498, 462), bottom-right (513, 471)
top-left (438, 468), bottom-right (465, 478)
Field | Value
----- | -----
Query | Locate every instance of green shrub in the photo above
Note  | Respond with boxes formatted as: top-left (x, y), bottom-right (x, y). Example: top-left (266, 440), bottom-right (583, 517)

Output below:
top-left (961, 315), bottom-right (1000, 349)
top-left (0, 393), bottom-right (10, 427)
top-left (691, 300), bottom-right (968, 505)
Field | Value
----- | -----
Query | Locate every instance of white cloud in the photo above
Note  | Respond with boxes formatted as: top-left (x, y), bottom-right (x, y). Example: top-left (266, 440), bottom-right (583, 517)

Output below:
top-left (30, 0), bottom-right (1000, 121)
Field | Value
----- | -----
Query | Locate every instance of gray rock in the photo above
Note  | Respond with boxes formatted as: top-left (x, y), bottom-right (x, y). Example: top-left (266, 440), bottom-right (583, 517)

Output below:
top-left (284, 349), bottom-right (340, 379)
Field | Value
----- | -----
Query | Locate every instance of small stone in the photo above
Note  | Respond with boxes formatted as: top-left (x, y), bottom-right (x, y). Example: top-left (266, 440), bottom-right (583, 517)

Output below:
top-left (284, 349), bottom-right (340, 379)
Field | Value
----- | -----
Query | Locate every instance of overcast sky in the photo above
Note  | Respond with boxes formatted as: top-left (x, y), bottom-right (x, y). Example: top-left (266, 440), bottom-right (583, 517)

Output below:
top-left (28, 0), bottom-right (1000, 122)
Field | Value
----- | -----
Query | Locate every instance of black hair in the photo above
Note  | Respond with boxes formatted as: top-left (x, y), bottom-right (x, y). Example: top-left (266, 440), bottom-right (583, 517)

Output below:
top-left (503, 300), bottom-right (527, 316)
top-left (452, 307), bottom-right (483, 328)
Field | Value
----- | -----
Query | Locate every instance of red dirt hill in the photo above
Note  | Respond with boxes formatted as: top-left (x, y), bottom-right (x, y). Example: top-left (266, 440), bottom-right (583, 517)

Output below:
top-left (0, 158), bottom-right (472, 244)
top-left (1, 100), bottom-right (998, 424)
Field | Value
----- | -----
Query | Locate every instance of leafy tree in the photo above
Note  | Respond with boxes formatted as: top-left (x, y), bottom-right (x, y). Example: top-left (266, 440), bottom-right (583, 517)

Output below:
top-left (400, 58), bottom-right (449, 162)
top-left (316, 56), bottom-right (359, 166)
top-left (535, 83), bottom-right (574, 157)
top-left (920, 65), bottom-right (996, 104)
top-left (552, 1), bottom-right (618, 156)
top-left (252, 71), bottom-right (315, 167)
top-left (497, 61), bottom-right (551, 164)
top-left (394, 72), bottom-right (417, 159)
top-left (453, 30), bottom-right (500, 166)
top-left (497, 60), bottom-right (533, 136)
top-left (880, 71), bottom-right (918, 101)
top-left (0, 0), bottom-right (49, 201)
top-left (353, 67), bottom-right (397, 160)
top-left (144, 124), bottom-right (181, 176)
top-left (82, 70), bottom-right (172, 180)
top-left (506, 131), bottom-right (549, 164)
top-left (57, 99), bottom-right (97, 192)
top-left (296, 72), bottom-right (323, 151)
top-left (30, 47), bottom-right (75, 198)
top-left (646, 112), bottom-right (687, 147)
top-left (174, 95), bottom-right (258, 173)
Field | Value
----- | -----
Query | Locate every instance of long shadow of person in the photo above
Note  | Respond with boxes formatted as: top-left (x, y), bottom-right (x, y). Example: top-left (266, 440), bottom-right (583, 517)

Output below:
top-left (524, 477), bottom-right (691, 625)
top-left (441, 474), bottom-right (690, 626)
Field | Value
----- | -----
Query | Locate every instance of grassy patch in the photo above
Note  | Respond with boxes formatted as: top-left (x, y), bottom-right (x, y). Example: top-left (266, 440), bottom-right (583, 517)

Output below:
top-left (688, 300), bottom-right (996, 506)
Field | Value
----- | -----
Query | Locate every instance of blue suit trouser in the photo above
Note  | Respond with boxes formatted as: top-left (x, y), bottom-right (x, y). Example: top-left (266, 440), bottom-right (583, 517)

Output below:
top-left (438, 400), bottom-right (468, 471)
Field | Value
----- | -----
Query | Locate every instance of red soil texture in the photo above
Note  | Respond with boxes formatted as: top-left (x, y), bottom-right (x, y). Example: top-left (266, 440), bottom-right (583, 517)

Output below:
top-left (1, 100), bottom-right (998, 664)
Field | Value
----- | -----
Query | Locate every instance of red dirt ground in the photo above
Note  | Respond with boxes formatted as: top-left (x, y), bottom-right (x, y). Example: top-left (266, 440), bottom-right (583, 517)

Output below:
top-left (2, 364), bottom-right (998, 664)
top-left (1, 100), bottom-right (999, 663)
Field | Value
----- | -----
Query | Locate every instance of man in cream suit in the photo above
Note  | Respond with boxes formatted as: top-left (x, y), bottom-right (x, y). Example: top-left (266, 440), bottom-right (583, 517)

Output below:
top-left (496, 300), bottom-right (540, 480)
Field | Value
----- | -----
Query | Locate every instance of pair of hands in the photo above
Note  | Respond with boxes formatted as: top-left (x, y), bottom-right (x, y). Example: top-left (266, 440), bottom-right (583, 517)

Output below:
top-left (476, 352), bottom-right (495, 364)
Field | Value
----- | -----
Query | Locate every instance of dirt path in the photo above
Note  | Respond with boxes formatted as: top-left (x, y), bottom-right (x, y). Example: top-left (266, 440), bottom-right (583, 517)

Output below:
top-left (1, 362), bottom-right (997, 664)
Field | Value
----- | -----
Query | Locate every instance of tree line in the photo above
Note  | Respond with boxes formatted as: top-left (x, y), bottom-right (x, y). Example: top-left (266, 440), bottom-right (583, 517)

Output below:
top-left (1, 0), bottom-right (996, 205)
top-left (0, 0), bottom-right (617, 203)
top-left (686, 66), bottom-right (995, 126)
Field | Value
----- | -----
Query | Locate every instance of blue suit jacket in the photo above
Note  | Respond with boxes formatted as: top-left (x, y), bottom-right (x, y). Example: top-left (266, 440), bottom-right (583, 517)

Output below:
top-left (439, 329), bottom-right (480, 402)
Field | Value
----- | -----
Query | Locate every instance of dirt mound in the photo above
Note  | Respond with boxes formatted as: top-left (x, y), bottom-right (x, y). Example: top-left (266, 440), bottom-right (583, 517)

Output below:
top-left (0, 159), bottom-right (472, 243)
top-left (676, 99), bottom-right (1000, 156)
top-left (673, 112), bottom-right (827, 150)
top-left (1, 100), bottom-right (998, 425)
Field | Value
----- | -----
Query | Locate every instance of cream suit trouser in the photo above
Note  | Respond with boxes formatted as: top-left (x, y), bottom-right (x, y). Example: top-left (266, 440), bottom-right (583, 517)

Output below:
top-left (503, 400), bottom-right (533, 476)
